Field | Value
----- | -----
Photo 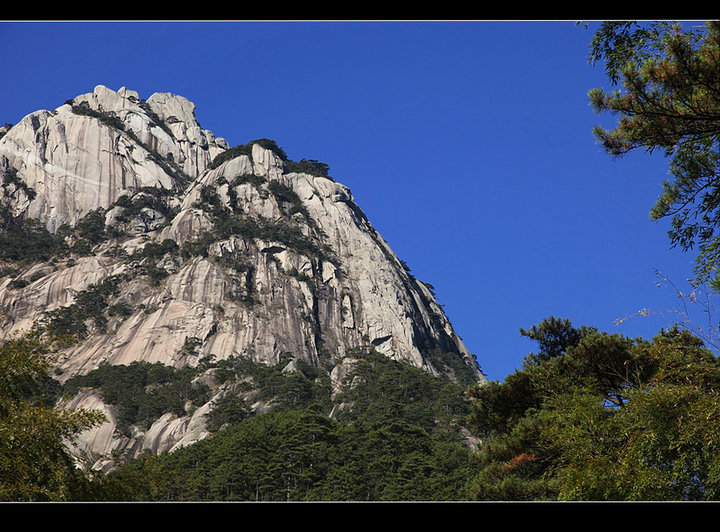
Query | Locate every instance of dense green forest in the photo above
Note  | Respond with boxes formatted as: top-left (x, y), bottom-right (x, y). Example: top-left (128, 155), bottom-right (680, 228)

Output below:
top-left (77, 349), bottom-right (480, 501)
top-left (1, 21), bottom-right (720, 501)
top-left (1, 343), bottom-right (481, 501)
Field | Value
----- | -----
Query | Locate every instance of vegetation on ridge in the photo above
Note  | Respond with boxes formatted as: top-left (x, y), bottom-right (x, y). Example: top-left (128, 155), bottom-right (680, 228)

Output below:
top-left (208, 137), bottom-right (331, 178)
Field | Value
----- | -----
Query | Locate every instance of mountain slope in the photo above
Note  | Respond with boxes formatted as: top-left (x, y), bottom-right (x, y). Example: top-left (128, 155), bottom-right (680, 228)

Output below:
top-left (0, 85), bottom-right (485, 470)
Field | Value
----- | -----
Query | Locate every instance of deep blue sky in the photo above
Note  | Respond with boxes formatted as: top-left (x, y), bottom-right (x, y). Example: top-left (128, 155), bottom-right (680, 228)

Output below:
top-left (0, 20), bottom-right (703, 381)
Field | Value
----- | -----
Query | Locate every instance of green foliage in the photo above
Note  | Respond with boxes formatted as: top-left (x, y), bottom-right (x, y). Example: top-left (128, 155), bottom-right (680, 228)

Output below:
top-left (100, 408), bottom-right (477, 502)
top-left (0, 197), bottom-right (136, 269)
top-left (333, 348), bottom-right (471, 433)
top-left (137, 99), bottom-right (174, 139)
top-left (205, 394), bottom-right (251, 432)
top-left (208, 138), bottom-right (330, 178)
top-left (77, 350), bottom-right (478, 501)
top-left (2, 167), bottom-right (35, 202)
top-left (61, 361), bottom-right (209, 436)
top-left (217, 214), bottom-right (324, 258)
top-left (423, 347), bottom-right (483, 389)
top-left (207, 143), bottom-right (253, 170)
top-left (111, 187), bottom-right (178, 227)
top-left (104, 409), bottom-right (340, 501)
top-left (188, 142), bottom-right (336, 265)
top-left (285, 159), bottom-right (330, 178)
top-left (213, 355), bottom-right (333, 413)
top-left (69, 208), bottom-right (107, 254)
top-left (189, 181), bottom-right (329, 262)
top-left (467, 319), bottom-right (720, 501)
top-left (537, 382), bottom-right (720, 500)
top-left (0, 336), bottom-right (105, 501)
top-left (107, 301), bottom-right (133, 317)
top-left (465, 413), bottom-right (556, 501)
top-left (42, 276), bottom-right (123, 339)
top-left (71, 101), bottom-right (124, 130)
top-left (121, 238), bottom-right (178, 286)
top-left (7, 278), bottom-right (29, 290)
top-left (0, 205), bottom-right (62, 263)
top-left (231, 173), bottom-right (266, 188)
top-left (588, 20), bottom-right (720, 282)
top-left (0, 171), bottom-right (112, 265)
top-left (519, 315), bottom-right (597, 365)
top-left (180, 231), bottom-right (217, 258)
top-left (131, 238), bottom-right (178, 261)
top-left (309, 417), bottom-right (477, 501)
top-left (267, 180), bottom-right (309, 218)
top-left (250, 138), bottom-right (288, 160)
top-left (207, 139), bottom-right (287, 171)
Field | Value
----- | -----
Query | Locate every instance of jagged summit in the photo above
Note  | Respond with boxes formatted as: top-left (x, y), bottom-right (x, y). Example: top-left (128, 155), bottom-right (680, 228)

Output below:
top-left (0, 85), bottom-right (228, 232)
top-left (0, 85), bottom-right (484, 470)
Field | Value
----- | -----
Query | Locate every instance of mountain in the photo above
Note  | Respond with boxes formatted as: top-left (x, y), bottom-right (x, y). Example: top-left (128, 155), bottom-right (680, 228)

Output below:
top-left (0, 85), bottom-right (485, 472)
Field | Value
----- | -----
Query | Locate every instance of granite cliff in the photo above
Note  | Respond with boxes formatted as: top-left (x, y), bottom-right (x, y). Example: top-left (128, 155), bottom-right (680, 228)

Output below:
top-left (0, 85), bottom-right (485, 471)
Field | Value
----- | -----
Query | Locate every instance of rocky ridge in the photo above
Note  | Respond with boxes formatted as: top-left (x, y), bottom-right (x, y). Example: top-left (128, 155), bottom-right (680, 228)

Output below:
top-left (0, 85), bottom-right (485, 471)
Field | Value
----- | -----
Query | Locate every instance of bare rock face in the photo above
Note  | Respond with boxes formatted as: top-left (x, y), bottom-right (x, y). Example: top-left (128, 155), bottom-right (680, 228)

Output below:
top-left (0, 85), bottom-right (228, 231)
top-left (0, 86), bottom-right (485, 470)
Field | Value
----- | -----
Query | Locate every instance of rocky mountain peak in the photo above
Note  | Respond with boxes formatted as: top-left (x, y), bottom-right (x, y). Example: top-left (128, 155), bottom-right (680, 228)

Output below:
top-left (0, 85), bottom-right (484, 471)
top-left (0, 85), bottom-right (228, 232)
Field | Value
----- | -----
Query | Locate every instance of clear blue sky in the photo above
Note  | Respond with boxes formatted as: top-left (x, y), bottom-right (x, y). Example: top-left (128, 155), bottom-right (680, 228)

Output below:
top-left (0, 20), bottom-right (702, 381)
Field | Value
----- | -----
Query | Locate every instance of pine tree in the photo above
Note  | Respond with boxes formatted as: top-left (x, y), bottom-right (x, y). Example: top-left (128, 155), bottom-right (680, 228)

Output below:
top-left (588, 20), bottom-right (720, 282)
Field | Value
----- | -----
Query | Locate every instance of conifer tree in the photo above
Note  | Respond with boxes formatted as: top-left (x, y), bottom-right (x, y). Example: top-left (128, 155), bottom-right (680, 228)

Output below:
top-left (588, 20), bottom-right (720, 282)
